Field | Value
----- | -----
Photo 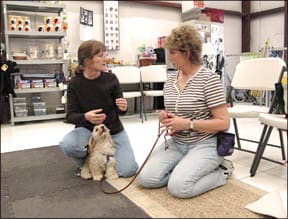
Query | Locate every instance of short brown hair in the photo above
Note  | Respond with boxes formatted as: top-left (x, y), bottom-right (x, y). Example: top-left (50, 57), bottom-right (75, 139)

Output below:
top-left (164, 24), bottom-right (202, 65)
top-left (75, 40), bottom-right (106, 74)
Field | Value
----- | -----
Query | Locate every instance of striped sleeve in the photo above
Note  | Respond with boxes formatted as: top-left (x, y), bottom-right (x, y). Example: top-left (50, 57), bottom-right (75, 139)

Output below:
top-left (204, 73), bottom-right (226, 108)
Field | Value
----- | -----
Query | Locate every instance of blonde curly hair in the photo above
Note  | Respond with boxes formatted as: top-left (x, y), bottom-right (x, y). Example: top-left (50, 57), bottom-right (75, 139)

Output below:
top-left (164, 24), bottom-right (202, 65)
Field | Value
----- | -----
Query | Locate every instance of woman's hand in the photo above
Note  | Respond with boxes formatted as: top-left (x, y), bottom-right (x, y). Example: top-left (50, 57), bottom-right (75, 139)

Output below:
top-left (85, 109), bottom-right (106, 125)
top-left (115, 98), bottom-right (127, 112)
top-left (161, 112), bottom-right (189, 135)
top-left (158, 110), bottom-right (169, 123)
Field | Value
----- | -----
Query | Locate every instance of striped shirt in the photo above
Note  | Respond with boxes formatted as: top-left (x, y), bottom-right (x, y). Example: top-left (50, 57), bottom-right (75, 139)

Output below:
top-left (164, 67), bottom-right (226, 144)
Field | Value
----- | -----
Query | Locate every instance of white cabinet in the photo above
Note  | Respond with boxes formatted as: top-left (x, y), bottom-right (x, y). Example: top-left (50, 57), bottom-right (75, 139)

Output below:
top-left (3, 1), bottom-right (68, 125)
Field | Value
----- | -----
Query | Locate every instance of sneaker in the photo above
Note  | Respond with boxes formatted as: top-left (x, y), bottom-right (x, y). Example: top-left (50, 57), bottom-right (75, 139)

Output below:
top-left (220, 159), bottom-right (234, 178)
top-left (74, 167), bottom-right (82, 177)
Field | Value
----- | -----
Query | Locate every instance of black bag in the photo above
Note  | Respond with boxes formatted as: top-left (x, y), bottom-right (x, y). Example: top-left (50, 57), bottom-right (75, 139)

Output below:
top-left (217, 132), bottom-right (235, 156)
top-left (275, 82), bottom-right (287, 117)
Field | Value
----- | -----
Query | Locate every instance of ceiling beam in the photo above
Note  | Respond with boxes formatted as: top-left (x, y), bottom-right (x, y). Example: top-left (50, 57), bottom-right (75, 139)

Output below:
top-left (131, 1), bottom-right (181, 9)
top-left (250, 7), bottom-right (285, 19)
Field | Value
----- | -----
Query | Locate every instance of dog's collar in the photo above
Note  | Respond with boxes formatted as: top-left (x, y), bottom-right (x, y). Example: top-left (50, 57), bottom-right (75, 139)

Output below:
top-left (102, 153), bottom-right (114, 156)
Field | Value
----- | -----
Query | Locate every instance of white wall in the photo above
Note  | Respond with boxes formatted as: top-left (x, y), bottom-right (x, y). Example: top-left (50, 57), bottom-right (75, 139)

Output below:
top-left (251, 1), bottom-right (284, 13)
top-left (222, 15), bottom-right (242, 83)
top-left (182, 1), bottom-right (242, 12)
top-left (64, 1), bottom-right (181, 65)
top-left (64, 1), bottom-right (104, 61)
top-left (63, 0), bottom-right (243, 88)
top-left (62, 1), bottom-right (285, 72)
top-left (250, 1), bottom-right (285, 52)
top-left (251, 13), bottom-right (284, 52)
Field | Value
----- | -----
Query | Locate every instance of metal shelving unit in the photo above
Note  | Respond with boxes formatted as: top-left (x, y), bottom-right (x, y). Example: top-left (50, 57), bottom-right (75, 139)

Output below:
top-left (4, 1), bottom-right (64, 13)
top-left (3, 1), bottom-right (67, 125)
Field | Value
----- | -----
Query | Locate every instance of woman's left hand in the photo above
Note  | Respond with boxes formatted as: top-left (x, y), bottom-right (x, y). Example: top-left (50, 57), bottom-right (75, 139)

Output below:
top-left (115, 98), bottom-right (128, 111)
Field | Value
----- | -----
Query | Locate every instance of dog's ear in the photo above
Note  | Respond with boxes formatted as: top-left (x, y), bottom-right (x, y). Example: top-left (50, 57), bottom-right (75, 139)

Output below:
top-left (107, 135), bottom-right (115, 147)
top-left (88, 136), bottom-right (96, 153)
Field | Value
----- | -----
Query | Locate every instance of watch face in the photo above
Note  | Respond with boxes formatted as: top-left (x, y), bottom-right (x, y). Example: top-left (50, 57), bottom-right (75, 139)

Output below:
top-left (190, 121), bottom-right (193, 130)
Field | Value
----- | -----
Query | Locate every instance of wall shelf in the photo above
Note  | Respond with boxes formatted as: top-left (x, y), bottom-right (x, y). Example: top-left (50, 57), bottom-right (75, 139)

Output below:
top-left (14, 87), bottom-right (64, 94)
top-left (4, 1), bottom-right (64, 13)
top-left (13, 59), bottom-right (68, 65)
top-left (13, 113), bottom-right (66, 123)
top-left (6, 31), bottom-right (66, 39)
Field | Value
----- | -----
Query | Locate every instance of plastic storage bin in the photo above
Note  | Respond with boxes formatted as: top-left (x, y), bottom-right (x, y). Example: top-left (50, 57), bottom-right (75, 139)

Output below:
top-left (13, 97), bottom-right (26, 103)
top-left (33, 108), bottom-right (47, 115)
top-left (32, 102), bottom-right (46, 109)
top-left (13, 103), bottom-right (26, 111)
top-left (31, 96), bottom-right (41, 102)
top-left (15, 109), bottom-right (28, 117)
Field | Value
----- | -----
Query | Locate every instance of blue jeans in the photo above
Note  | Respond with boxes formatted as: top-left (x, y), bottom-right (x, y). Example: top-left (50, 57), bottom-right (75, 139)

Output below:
top-left (137, 136), bottom-right (226, 198)
top-left (59, 127), bottom-right (138, 177)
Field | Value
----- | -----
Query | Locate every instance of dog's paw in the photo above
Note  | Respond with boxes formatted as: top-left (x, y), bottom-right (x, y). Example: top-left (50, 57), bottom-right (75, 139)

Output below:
top-left (106, 173), bottom-right (119, 180)
top-left (80, 169), bottom-right (92, 180)
top-left (92, 175), bottom-right (103, 181)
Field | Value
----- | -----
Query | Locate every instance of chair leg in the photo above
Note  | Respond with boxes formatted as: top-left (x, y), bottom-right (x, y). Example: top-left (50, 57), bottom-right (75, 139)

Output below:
top-left (278, 129), bottom-right (286, 161)
top-left (141, 95), bottom-right (147, 121)
top-left (139, 96), bottom-right (143, 123)
top-left (134, 98), bottom-right (137, 113)
top-left (250, 125), bottom-right (273, 177)
top-left (233, 118), bottom-right (241, 149)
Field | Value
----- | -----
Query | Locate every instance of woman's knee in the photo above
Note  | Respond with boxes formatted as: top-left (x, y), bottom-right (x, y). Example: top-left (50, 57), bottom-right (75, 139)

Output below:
top-left (117, 161), bottom-right (138, 177)
top-left (59, 140), bottom-right (87, 159)
top-left (137, 169), bottom-right (150, 187)
top-left (59, 139), bottom-right (72, 156)
top-left (59, 127), bottom-right (90, 156)
top-left (167, 177), bottom-right (196, 198)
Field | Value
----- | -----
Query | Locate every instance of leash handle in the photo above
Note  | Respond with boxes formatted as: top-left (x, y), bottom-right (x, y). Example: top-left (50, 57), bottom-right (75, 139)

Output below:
top-left (98, 122), bottom-right (166, 194)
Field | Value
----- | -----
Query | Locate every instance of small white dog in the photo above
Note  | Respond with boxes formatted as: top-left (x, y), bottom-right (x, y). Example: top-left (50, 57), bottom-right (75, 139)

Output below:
top-left (80, 124), bottom-right (118, 181)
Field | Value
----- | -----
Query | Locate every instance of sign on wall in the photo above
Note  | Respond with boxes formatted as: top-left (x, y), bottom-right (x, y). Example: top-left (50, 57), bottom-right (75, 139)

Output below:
top-left (103, 1), bottom-right (119, 50)
top-left (79, 7), bottom-right (93, 41)
top-left (80, 7), bottom-right (93, 27)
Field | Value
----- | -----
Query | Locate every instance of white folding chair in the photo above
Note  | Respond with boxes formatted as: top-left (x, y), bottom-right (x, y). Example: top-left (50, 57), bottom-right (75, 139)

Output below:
top-left (140, 65), bottom-right (167, 120)
top-left (250, 73), bottom-right (287, 176)
top-left (227, 57), bottom-right (287, 161)
top-left (111, 66), bottom-right (144, 122)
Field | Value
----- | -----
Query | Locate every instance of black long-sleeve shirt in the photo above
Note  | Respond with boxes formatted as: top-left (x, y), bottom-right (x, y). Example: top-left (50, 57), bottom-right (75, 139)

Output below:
top-left (66, 71), bottom-right (126, 134)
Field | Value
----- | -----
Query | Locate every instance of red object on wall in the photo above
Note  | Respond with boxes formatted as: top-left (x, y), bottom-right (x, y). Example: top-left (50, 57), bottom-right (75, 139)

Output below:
top-left (204, 9), bottom-right (224, 23)
top-left (194, 0), bottom-right (205, 9)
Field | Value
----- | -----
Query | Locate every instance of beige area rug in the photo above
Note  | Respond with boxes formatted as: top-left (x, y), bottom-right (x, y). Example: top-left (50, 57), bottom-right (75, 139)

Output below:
top-left (107, 178), bottom-right (267, 218)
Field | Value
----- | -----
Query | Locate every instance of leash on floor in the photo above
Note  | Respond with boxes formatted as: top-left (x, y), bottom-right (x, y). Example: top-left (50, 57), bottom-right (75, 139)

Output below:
top-left (98, 122), bottom-right (169, 194)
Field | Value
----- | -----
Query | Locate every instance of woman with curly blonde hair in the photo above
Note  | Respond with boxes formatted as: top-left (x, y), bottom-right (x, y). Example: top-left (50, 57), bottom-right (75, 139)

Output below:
top-left (138, 24), bottom-right (233, 198)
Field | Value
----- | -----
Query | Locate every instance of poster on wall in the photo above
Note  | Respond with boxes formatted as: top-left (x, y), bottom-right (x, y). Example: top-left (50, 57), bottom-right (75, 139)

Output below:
top-left (103, 1), bottom-right (119, 50)
top-left (79, 7), bottom-right (93, 41)
top-left (80, 7), bottom-right (93, 27)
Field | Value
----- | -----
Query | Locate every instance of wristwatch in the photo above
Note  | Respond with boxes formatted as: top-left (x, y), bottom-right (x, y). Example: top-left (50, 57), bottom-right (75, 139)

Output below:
top-left (189, 119), bottom-right (194, 131)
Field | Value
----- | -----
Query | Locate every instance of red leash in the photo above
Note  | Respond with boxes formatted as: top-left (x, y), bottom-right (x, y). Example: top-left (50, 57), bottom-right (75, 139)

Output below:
top-left (98, 122), bottom-right (169, 194)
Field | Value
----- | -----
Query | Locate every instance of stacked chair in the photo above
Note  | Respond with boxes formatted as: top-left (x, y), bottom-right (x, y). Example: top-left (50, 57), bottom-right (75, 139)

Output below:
top-left (250, 70), bottom-right (287, 176)
top-left (226, 57), bottom-right (287, 176)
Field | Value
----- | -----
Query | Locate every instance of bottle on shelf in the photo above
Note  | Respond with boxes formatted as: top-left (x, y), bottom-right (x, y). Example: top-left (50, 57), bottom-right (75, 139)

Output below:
top-left (57, 44), bottom-right (63, 59)
top-left (63, 36), bottom-right (70, 60)
top-left (61, 9), bottom-right (68, 32)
